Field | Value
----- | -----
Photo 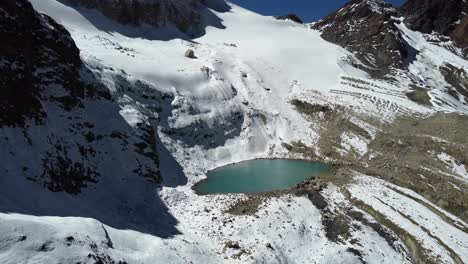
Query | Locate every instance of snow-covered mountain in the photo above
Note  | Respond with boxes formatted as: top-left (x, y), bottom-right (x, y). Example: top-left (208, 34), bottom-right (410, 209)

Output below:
top-left (312, 0), bottom-right (409, 77)
top-left (401, 0), bottom-right (468, 56)
top-left (0, 0), bottom-right (467, 263)
top-left (0, 0), bottom-right (182, 240)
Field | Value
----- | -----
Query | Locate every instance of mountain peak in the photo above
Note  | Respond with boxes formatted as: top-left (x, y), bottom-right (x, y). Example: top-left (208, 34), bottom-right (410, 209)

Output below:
top-left (361, 0), bottom-right (396, 14)
top-left (312, 0), bottom-right (404, 77)
top-left (341, 0), bottom-right (396, 15)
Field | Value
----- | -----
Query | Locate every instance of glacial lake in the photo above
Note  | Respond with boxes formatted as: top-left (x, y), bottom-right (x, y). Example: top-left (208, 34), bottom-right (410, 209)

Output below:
top-left (194, 159), bottom-right (330, 194)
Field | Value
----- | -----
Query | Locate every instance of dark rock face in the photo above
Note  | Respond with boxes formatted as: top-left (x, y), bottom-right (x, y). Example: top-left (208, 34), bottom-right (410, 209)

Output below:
top-left (0, 0), bottom-right (166, 192)
top-left (400, 0), bottom-right (468, 53)
top-left (1, 0), bottom-right (105, 193)
top-left (275, 14), bottom-right (303, 24)
top-left (440, 63), bottom-right (468, 105)
top-left (312, 0), bottom-right (413, 78)
top-left (0, 0), bottom-right (83, 126)
top-left (0, 0), bottom-right (179, 237)
top-left (66, 0), bottom-right (205, 32)
top-left (313, 0), bottom-right (467, 78)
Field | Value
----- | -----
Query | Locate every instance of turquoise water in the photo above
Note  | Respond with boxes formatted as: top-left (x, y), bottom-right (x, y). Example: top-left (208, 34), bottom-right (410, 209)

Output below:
top-left (194, 159), bottom-right (330, 194)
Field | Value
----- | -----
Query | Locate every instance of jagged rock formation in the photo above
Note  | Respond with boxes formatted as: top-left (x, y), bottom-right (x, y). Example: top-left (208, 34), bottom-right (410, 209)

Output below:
top-left (0, 0), bottom-right (83, 126)
top-left (0, 0), bottom-right (176, 236)
top-left (65, 0), bottom-right (206, 33)
top-left (440, 63), bottom-right (468, 104)
top-left (313, 0), bottom-right (468, 78)
top-left (400, 0), bottom-right (468, 54)
top-left (275, 14), bottom-right (303, 24)
top-left (312, 0), bottom-right (413, 78)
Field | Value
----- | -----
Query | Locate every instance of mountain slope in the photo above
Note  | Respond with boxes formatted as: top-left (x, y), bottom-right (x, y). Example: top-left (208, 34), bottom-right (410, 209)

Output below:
top-left (0, 0), bottom-right (82, 126)
top-left (312, 0), bottom-right (411, 77)
top-left (312, 0), bottom-right (468, 110)
top-left (1, 0), bottom-right (468, 263)
top-left (0, 0), bottom-right (179, 238)
top-left (400, 0), bottom-right (468, 55)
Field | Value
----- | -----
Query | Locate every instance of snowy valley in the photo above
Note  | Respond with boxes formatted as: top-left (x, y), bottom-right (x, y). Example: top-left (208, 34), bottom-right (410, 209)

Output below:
top-left (0, 0), bottom-right (467, 263)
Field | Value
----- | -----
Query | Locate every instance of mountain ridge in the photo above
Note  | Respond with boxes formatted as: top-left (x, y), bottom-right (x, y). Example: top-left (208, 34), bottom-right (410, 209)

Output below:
top-left (401, 0), bottom-right (468, 55)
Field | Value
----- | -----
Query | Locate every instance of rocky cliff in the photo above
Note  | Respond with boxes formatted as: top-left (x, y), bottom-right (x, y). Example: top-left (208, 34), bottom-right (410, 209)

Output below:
top-left (400, 0), bottom-right (468, 55)
top-left (0, 0), bottom-right (176, 236)
top-left (65, 0), bottom-right (210, 33)
top-left (313, 0), bottom-right (467, 78)
top-left (0, 0), bottom-right (83, 126)
top-left (312, 0), bottom-right (413, 78)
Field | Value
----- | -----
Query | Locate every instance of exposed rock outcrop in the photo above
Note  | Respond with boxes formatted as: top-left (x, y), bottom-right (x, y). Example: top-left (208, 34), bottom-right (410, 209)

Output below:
top-left (65, 0), bottom-right (206, 33)
top-left (313, 0), bottom-right (468, 78)
top-left (0, 0), bottom-right (177, 236)
top-left (312, 0), bottom-right (413, 78)
top-left (0, 0), bottom-right (83, 126)
top-left (440, 63), bottom-right (468, 104)
top-left (275, 14), bottom-right (303, 24)
top-left (400, 0), bottom-right (468, 54)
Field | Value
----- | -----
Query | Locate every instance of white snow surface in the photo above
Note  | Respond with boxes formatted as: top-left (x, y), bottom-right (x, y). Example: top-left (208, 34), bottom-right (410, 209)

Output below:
top-left (3, 0), bottom-right (467, 263)
top-left (30, 0), bottom-right (369, 170)
top-left (348, 174), bottom-right (468, 264)
top-left (340, 132), bottom-right (368, 157)
top-left (437, 152), bottom-right (468, 182)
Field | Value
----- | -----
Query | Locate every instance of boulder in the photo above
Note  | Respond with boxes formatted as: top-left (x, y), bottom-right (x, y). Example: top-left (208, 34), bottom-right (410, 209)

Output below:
top-left (185, 49), bottom-right (196, 59)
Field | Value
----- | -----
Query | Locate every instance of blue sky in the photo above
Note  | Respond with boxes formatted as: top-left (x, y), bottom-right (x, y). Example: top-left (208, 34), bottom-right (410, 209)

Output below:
top-left (228, 0), bottom-right (406, 22)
